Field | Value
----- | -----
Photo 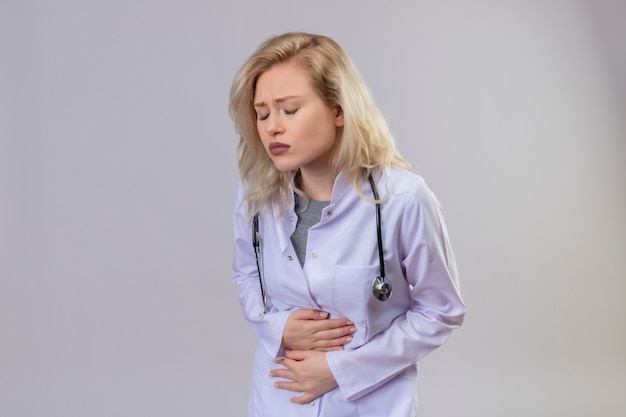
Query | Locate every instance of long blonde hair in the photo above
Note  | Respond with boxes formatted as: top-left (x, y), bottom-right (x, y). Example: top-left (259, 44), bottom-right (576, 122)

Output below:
top-left (229, 32), bottom-right (410, 217)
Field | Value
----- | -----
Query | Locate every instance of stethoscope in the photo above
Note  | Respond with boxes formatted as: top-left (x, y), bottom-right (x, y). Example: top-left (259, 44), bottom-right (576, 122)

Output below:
top-left (252, 174), bottom-right (392, 312)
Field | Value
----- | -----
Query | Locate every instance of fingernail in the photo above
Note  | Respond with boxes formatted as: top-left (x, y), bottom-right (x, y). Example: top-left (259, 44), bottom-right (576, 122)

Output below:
top-left (350, 327), bottom-right (357, 333)
top-left (346, 321), bottom-right (353, 325)
top-left (346, 336), bottom-right (352, 342)
top-left (320, 311), bottom-right (328, 317)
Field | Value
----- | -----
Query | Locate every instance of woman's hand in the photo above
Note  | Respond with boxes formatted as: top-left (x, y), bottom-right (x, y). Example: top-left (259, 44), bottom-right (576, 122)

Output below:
top-left (282, 309), bottom-right (356, 352)
top-left (271, 350), bottom-right (338, 404)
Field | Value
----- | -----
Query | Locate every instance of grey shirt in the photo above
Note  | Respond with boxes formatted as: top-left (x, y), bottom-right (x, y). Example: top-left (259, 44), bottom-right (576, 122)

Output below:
top-left (290, 193), bottom-right (330, 267)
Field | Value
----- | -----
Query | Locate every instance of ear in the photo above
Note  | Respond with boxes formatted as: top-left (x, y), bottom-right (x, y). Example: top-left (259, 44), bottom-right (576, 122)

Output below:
top-left (333, 106), bottom-right (344, 127)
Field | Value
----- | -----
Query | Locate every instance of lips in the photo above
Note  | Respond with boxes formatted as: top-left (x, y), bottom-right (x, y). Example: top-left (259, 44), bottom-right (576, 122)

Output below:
top-left (268, 142), bottom-right (290, 156)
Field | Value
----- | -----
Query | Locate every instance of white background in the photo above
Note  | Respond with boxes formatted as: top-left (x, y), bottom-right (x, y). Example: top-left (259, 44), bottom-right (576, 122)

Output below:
top-left (1, 1), bottom-right (625, 416)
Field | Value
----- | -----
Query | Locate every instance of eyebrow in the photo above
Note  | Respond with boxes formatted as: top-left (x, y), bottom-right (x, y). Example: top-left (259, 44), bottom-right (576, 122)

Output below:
top-left (253, 95), bottom-right (299, 108)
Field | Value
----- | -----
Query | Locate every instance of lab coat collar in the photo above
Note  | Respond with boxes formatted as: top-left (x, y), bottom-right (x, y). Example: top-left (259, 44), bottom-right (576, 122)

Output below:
top-left (271, 194), bottom-right (296, 254)
top-left (271, 170), bottom-right (350, 254)
top-left (271, 169), bottom-right (368, 253)
top-left (331, 168), bottom-right (383, 203)
top-left (330, 170), bottom-right (352, 203)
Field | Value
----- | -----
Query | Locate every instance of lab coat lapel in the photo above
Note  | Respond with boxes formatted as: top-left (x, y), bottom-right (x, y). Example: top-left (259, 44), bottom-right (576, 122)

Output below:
top-left (272, 199), bottom-right (296, 254)
top-left (270, 197), bottom-right (319, 308)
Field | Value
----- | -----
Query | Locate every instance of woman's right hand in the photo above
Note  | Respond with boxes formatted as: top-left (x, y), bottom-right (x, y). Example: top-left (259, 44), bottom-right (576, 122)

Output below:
top-left (282, 309), bottom-right (356, 352)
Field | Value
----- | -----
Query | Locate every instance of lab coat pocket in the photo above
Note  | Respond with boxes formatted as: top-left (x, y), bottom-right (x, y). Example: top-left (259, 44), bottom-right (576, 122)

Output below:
top-left (333, 264), bottom-right (379, 349)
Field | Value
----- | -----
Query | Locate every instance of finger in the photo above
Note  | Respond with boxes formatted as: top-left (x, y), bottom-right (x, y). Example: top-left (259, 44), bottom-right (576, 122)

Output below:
top-left (332, 323), bottom-right (358, 336)
top-left (291, 309), bottom-right (330, 320)
top-left (311, 319), bottom-right (355, 333)
top-left (307, 327), bottom-right (355, 350)
top-left (301, 321), bottom-right (353, 342)
top-left (274, 357), bottom-right (299, 370)
top-left (309, 310), bottom-right (330, 320)
top-left (317, 325), bottom-right (357, 341)
top-left (317, 317), bottom-right (353, 326)
top-left (273, 380), bottom-right (304, 393)
top-left (270, 368), bottom-right (296, 381)
top-left (283, 349), bottom-right (312, 361)
top-left (324, 335), bottom-right (353, 348)
top-left (291, 392), bottom-right (316, 405)
top-left (308, 335), bottom-right (352, 351)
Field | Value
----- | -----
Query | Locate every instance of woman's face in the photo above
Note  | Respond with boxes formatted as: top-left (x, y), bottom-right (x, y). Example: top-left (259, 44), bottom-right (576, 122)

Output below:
top-left (253, 61), bottom-right (343, 174)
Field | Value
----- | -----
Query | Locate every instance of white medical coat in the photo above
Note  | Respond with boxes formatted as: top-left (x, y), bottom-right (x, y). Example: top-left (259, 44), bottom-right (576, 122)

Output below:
top-left (232, 167), bottom-right (466, 417)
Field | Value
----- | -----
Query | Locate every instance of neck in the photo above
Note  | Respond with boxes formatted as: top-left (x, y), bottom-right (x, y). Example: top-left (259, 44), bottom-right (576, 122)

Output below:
top-left (299, 168), bottom-right (336, 201)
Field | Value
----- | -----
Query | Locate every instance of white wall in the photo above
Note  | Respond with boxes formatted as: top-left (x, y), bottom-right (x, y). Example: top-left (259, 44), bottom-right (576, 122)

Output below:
top-left (1, 1), bottom-right (624, 416)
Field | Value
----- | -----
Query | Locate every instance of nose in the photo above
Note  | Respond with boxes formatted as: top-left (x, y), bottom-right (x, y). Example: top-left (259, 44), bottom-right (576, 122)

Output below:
top-left (265, 114), bottom-right (284, 136)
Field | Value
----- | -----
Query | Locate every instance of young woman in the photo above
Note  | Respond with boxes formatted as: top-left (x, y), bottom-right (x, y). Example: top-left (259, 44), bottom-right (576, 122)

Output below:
top-left (229, 32), bottom-right (466, 417)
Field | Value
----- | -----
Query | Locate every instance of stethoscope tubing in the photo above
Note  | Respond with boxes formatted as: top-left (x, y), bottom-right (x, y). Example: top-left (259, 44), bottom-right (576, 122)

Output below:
top-left (368, 174), bottom-right (386, 280)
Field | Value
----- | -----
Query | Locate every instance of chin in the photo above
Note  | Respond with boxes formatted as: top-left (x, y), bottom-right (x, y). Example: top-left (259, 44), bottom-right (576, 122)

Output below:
top-left (271, 160), bottom-right (300, 173)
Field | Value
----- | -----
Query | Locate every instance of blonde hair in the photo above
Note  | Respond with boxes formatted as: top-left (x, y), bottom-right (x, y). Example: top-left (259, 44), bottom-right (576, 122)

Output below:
top-left (229, 32), bottom-right (410, 217)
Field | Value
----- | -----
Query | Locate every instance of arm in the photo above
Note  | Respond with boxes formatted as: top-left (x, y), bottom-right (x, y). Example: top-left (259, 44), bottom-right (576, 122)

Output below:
top-left (324, 182), bottom-right (466, 401)
top-left (270, 180), bottom-right (465, 402)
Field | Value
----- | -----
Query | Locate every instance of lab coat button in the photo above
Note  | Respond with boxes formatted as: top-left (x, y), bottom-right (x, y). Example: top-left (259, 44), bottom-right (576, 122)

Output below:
top-left (287, 255), bottom-right (293, 261)
top-left (327, 210), bottom-right (333, 217)
top-left (311, 252), bottom-right (318, 259)
top-left (289, 216), bottom-right (294, 222)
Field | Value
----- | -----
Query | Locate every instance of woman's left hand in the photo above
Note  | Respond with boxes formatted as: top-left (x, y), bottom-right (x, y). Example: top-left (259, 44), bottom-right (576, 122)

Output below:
top-left (270, 350), bottom-right (338, 404)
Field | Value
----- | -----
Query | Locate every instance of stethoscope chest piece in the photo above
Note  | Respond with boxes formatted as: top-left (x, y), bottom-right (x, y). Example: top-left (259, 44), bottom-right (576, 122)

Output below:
top-left (372, 276), bottom-right (392, 301)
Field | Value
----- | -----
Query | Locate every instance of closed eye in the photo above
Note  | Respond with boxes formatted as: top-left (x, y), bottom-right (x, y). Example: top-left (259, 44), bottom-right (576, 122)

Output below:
top-left (284, 108), bottom-right (298, 115)
top-left (257, 113), bottom-right (269, 121)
